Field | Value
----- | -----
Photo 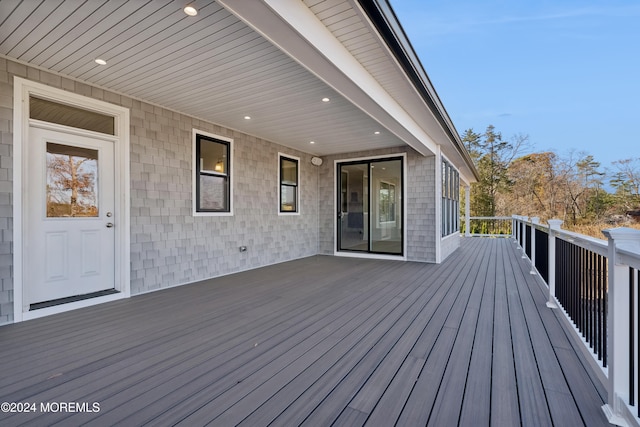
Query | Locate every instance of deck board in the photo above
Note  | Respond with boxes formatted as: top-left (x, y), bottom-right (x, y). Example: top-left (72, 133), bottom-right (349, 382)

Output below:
top-left (0, 238), bottom-right (610, 426)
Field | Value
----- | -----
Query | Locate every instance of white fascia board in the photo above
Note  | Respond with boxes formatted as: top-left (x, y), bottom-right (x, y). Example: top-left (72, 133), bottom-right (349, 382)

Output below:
top-left (218, 0), bottom-right (438, 156)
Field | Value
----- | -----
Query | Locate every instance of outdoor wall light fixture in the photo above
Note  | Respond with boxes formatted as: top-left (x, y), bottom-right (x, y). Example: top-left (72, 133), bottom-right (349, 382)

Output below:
top-left (184, 6), bottom-right (198, 16)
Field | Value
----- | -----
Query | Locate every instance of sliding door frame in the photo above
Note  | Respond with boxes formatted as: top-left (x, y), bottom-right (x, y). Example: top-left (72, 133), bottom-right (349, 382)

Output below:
top-left (334, 153), bottom-right (407, 260)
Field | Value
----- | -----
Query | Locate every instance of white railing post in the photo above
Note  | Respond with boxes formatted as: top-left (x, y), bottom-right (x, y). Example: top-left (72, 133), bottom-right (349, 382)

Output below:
top-left (530, 217), bottom-right (539, 274)
top-left (546, 219), bottom-right (563, 309)
top-left (521, 216), bottom-right (529, 258)
top-left (602, 228), bottom-right (640, 426)
top-left (512, 215), bottom-right (518, 243)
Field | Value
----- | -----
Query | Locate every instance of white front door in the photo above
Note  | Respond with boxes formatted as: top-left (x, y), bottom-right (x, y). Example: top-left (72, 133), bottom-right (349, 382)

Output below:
top-left (26, 127), bottom-right (116, 305)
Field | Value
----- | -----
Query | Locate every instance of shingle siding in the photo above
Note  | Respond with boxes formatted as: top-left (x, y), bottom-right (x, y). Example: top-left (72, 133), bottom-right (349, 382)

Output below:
top-left (0, 58), bottom-right (444, 325)
top-left (0, 59), bottom-right (319, 323)
top-left (0, 58), bottom-right (13, 324)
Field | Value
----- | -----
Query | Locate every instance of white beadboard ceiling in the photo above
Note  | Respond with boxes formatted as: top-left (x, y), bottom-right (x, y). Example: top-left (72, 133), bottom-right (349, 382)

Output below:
top-left (0, 0), bottom-right (474, 178)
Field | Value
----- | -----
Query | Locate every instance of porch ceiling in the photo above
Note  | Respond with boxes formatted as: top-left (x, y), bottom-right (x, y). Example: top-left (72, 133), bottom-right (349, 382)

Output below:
top-left (0, 0), bottom-right (475, 179)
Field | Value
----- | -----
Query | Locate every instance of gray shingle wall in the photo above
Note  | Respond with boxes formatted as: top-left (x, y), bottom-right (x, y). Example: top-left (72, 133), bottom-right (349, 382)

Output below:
top-left (0, 57), bottom-right (444, 325)
top-left (129, 114), bottom-right (319, 294)
top-left (0, 59), bottom-right (319, 323)
top-left (317, 147), bottom-right (436, 262)
top-left (0, 58), bottom-right (14, 324)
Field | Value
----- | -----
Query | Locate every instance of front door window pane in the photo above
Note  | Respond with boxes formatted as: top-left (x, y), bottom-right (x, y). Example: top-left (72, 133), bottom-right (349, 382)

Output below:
top-left (46, 143), bottom-right (99, 217)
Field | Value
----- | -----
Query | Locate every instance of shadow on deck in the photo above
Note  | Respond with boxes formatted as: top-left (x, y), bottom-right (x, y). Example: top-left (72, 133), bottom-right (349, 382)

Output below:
top-left (0, 238), bottom-right (609, 426)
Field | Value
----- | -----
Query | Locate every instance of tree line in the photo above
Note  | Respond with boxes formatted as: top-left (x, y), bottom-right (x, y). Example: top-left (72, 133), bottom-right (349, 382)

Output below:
top-left (462, 125), bottom-right (640, 233)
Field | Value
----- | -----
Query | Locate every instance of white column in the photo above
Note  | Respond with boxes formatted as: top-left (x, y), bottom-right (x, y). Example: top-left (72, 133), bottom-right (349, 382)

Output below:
top-left (465, 185), bottom-right (471, 237)
top-left (546, 219), bottom-right (563, 309)
top-left (601, 227), bottom-right (640, 426)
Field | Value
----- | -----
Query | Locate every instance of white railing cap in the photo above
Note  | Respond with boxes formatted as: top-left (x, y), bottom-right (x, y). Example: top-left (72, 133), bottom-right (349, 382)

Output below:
top-left (547, 219), bottom-right (563, 230)
top-left (603, 227), bottom-right (640, 259)
top-left (602, 227), bottom-right (640, 241)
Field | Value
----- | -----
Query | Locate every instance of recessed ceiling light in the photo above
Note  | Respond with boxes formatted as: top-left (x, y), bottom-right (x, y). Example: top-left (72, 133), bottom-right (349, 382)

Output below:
top-left (95, 58), bottom-right (107, 65)
top-left (244, 116), bottom-right (251, 120)
top-left (322, 97), bottom-right (330, 102)
top-left (310, 141), bottom-right (315, 144)
top-left (374, 131), bottom-right (380, 135)
top-left (184, 6), bottom-right (198, 16)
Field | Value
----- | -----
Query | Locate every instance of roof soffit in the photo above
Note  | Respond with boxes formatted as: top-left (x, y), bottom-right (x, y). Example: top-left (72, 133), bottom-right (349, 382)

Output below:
top-left (217, 0), bottom-right (438, 157)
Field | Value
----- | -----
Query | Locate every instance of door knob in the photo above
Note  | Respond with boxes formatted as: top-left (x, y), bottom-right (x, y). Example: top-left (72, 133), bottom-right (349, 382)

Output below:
top-left (106, 222), bottom-right (114, 228)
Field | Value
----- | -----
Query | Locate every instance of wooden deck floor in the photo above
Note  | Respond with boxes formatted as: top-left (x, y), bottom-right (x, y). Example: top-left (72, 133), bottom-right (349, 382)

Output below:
top-left (0, 238), bottom-right (609, 426)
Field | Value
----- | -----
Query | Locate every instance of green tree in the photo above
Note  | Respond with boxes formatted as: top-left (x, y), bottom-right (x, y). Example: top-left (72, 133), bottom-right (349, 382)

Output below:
top-left (462, 125), bottom-right (527, 217)
top-left (610, 158), bottom-right (640, 211)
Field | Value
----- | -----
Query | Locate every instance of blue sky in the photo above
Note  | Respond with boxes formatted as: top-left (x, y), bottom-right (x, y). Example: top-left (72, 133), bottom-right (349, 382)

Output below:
top-left (389, 0), bottom-right (639, 173)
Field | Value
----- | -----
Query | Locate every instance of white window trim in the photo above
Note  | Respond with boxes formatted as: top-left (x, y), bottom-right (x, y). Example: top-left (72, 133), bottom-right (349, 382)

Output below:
top-left (192, 129), bottom-right (234, 216)
top-left (278, 152), bottom-right (300, 216)
top-left (13, 77), bottom-right (131, 322)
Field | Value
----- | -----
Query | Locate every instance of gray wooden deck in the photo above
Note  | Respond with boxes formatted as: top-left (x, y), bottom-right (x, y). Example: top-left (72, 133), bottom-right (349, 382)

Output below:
top-left (0, 238), bottom-right (609, 426)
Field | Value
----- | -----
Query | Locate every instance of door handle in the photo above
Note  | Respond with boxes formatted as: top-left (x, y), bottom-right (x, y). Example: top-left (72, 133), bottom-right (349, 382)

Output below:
top-left (106, 222), bottom-right (114, 228)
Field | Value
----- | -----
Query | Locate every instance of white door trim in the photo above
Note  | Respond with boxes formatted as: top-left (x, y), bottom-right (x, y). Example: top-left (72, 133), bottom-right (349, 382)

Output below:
top-left (13, 77), bottom-right (130, 322)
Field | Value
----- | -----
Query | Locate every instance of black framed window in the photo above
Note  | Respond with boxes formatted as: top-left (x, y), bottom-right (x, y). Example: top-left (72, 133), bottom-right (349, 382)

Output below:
top-left (442, 159), bottom-right (460, 236)
top-left (279, 154), bottom-right (299, 213)
top-left (195, 133), bottom-right (230, 213)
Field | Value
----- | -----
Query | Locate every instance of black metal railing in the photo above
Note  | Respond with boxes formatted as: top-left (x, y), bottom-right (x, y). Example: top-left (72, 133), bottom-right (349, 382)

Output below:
top-left (534, 227), bottom-right (549, 283)
top-left (555, 237), bottom-right (608, 365)
top-left (475, 216), bottom-right (640, 424)
top-left (525, 224), bottom-right (532, 258)
top-left (462, 217), bottom-right (512, 236)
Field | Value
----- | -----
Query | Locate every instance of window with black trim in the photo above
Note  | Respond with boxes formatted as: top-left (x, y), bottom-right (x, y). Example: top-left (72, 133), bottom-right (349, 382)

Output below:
top-left (442, 159), bottom-right (460, 236)
top-left (195, 133), bottom-right (231, 213)
top-left (279, 154), bottom-right (299, 213)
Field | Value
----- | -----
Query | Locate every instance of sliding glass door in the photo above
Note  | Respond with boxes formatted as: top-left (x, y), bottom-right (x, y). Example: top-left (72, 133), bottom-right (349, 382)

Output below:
top-left (337, 157), bottom-right (403, 255)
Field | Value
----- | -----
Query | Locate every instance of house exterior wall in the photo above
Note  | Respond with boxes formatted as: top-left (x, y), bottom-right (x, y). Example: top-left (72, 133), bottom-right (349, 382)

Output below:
top-left (440, 232), bottom-right (461, 261)
top-left (318, 147), bottom-right (437, 262)
top-left (0, 57), bottom-right (447, 325)
top-left (0, 58), bottom-right (319, 324)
